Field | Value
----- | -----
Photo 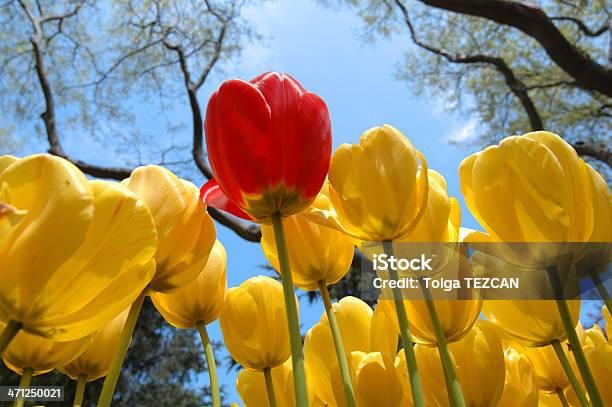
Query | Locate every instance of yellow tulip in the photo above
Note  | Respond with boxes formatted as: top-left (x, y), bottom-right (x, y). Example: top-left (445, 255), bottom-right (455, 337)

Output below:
top-left (2, 322), bottom-right (92, 376)
top-left (151, 240), bottom-right (227, 328)
top-left (328, 351), bottom-right (405, 407)
top-left (566, 324), bottom-right (612, 405)
top-left (392, 216), bottom-right (480, 346)
top-left (59, 308), bottom-right (129, 381)
top-left (122, 165), bottom-right (216, 293)
top-left (498, 345), bottom-right (539, 407)
top-left (0, 154), bottom-right (157, 341)
top-left (237, 359), bottom-right (297, 406)
top-left (219, 276), bottom-right (291, 370)
top-left (362, 171), bottom-right (480, 350)
top-left (459, 131), bottom-right (594, 244)
top-left (311, 124), bottom-right (428, 241)
top-left (400, 322), bottom-right (505, 406)
top-left (372, 169), bottom-right (462, 276)
top-left (261, 192), bottom-right (355, 291)
top-left (522, 340), bottom-right (571, 393)
top-left (482, 299), bottom-right (580, 347)
top-left (374, 297), bottom-right (481, 346)
top-left (400, 170), bottom-right (461, 243)
top-left (477, 254), bottom-right (581, 346)
top-left (305, 296), bottom-right (393, 405)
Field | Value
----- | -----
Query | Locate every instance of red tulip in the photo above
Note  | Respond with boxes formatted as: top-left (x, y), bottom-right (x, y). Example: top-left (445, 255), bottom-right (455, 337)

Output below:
top-left (200, 72), bottom-right (332, 221)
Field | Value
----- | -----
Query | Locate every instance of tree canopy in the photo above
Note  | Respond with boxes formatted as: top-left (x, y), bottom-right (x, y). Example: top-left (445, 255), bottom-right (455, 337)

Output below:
top-left (333, 0), bottom-right (611, 169)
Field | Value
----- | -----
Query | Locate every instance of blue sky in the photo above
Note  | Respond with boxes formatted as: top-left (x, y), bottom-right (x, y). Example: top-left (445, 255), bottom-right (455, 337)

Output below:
top-left (10, 0), bottom-right (601, 404)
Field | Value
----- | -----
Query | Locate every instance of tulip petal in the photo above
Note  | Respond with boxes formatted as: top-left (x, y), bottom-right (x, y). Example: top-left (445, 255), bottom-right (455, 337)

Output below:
top-left (0, 202), bottom-right (27, 248)
top-left (200, 178), bottom-right (253, 220)
top-left (1, 323), bottom-right (92, 375)
top-left (59, 308), bottom-right (130, 381)
top-left (0, 155), bottom-right (19, 174)
top-left (22, 180), bottom-right (156, 327)
top-left (205, 79), bottom-right (271, 201)
top-left (33, 259), bottom-right (155, 341)
top-left (151, 240), bottom-right (227, 328)
top-left (0, 155), bottom-right (94, 324)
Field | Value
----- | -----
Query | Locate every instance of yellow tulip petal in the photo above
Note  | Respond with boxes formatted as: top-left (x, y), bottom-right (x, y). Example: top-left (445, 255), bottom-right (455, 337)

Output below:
top-left (0, 155), bottom-right (19, 174)
top-left (326, 125), bottom-right (428, 241)
top-left (123, 165), bottom-right (216, 293)
top-left (261, 208), bottom-right (354, 291)
top-left (237, 360), bottom-right (296, 407)
top-left (498, 345), bottom-right (539, 407)
top-left (26, 180), bottom-right (157, 320)
top-left (2, 322), bottom-right (92, 376)
top-left (354, 352), bottom-right (405, 407)
top-left (32, 259), bottom-right (155, 341)
top-left (151, 240), bottom-right (227, 328)
top-left (0, 155), bottom-right (93, 324)
top-left (220, 276), bottom-right (291, 370)
top-left (59, 307), bottom-right (130, 381)
top-left (304, 296), bottom-right (373, 404)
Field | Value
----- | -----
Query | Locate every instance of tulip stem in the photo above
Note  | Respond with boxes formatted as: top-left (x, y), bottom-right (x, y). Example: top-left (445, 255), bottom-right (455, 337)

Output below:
top-left (263, 367), bottom-right (278, 407)
top-left (74, 374), bottom-right (87, 407)
top-left (97, 292), bottom-right (145, 407)
top-left (556, 388), bottom-right (570, 407)
top-left (588, 268), bottom-right (612, 317)
top-left (317, 280), bottom-right (357, 407)
top-left (547, 266), bottom-right (604, 407)
top-left (196, 321), bottom-right (221, 407)
top-left (419, 279), bottom-right (466, 407)
top-left (13, 367), bottom-right (32, 407)
top-left (551, 340), bottom-right (589, 407)
top-left (0, 320), bottom-right (21, 356)
top-left (382, 242), bottom-right (425, 407)
top-left (270, 212), bottom-right (308, 407)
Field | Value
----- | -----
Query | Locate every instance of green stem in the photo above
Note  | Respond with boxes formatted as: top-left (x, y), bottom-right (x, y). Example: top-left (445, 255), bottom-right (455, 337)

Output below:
top-left (0, 320), bottom-right (22, 356)
top-left (551, 340), bottom-right (589, 407)
top-left (547, 266), bottom-right (604, 407)
top-left (196, 321), bottom-right (220, 407)
top-left (317, 280), bottom-right (356, 407)
top-left (588, 268), bottom-right (612, 318)
top-left (419, 279), bottom-right (466, 407)
top-left (263, 367), bottom-right (278, 407)
top-left (556, 388), bottom-right (570, 407)
top-left (74, 374), bottom-right (87, 407)
top-left (13, 367), bottom-right (33, 407)
top-left (383, 242), bottom-right (425, 407)
top-left (270, 212), bottom-right (308, 407)
top-left (97, 292), bottom-right (145, 407)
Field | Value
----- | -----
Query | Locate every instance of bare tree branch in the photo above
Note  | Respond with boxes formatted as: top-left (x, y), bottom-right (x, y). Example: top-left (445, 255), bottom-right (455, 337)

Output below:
top-left (415, 0), bottom-right (612, 97)
top-left (38, 0), bottom-right (85, 24)
top-left (390, 0), bottom-right (544, 130)
top-left (550, 16), bottom-right (610, 37)
top-left (390, 0), bottom-right (612, 168)
top-left (524, 79), bottom-right (577, 90)
top-left (572, 140), bottom-right (612, 168)
top-left (161, 1), bottom-right (233, 181)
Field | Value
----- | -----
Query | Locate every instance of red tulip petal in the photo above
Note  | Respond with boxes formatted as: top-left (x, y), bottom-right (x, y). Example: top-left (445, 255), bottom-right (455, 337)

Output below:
top-left (200, 179), bottom-right (253, 221)
top-left (205, 79), bottom-right (272, 199)
top-left (293, 92), bottom-right (332, 199)
top-left (253, 73), bottom-right (306, 188)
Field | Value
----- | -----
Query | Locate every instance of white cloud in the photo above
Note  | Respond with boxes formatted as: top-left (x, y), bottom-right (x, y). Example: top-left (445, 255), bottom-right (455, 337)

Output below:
top-left (445, 118), bottom-right (478, 143)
